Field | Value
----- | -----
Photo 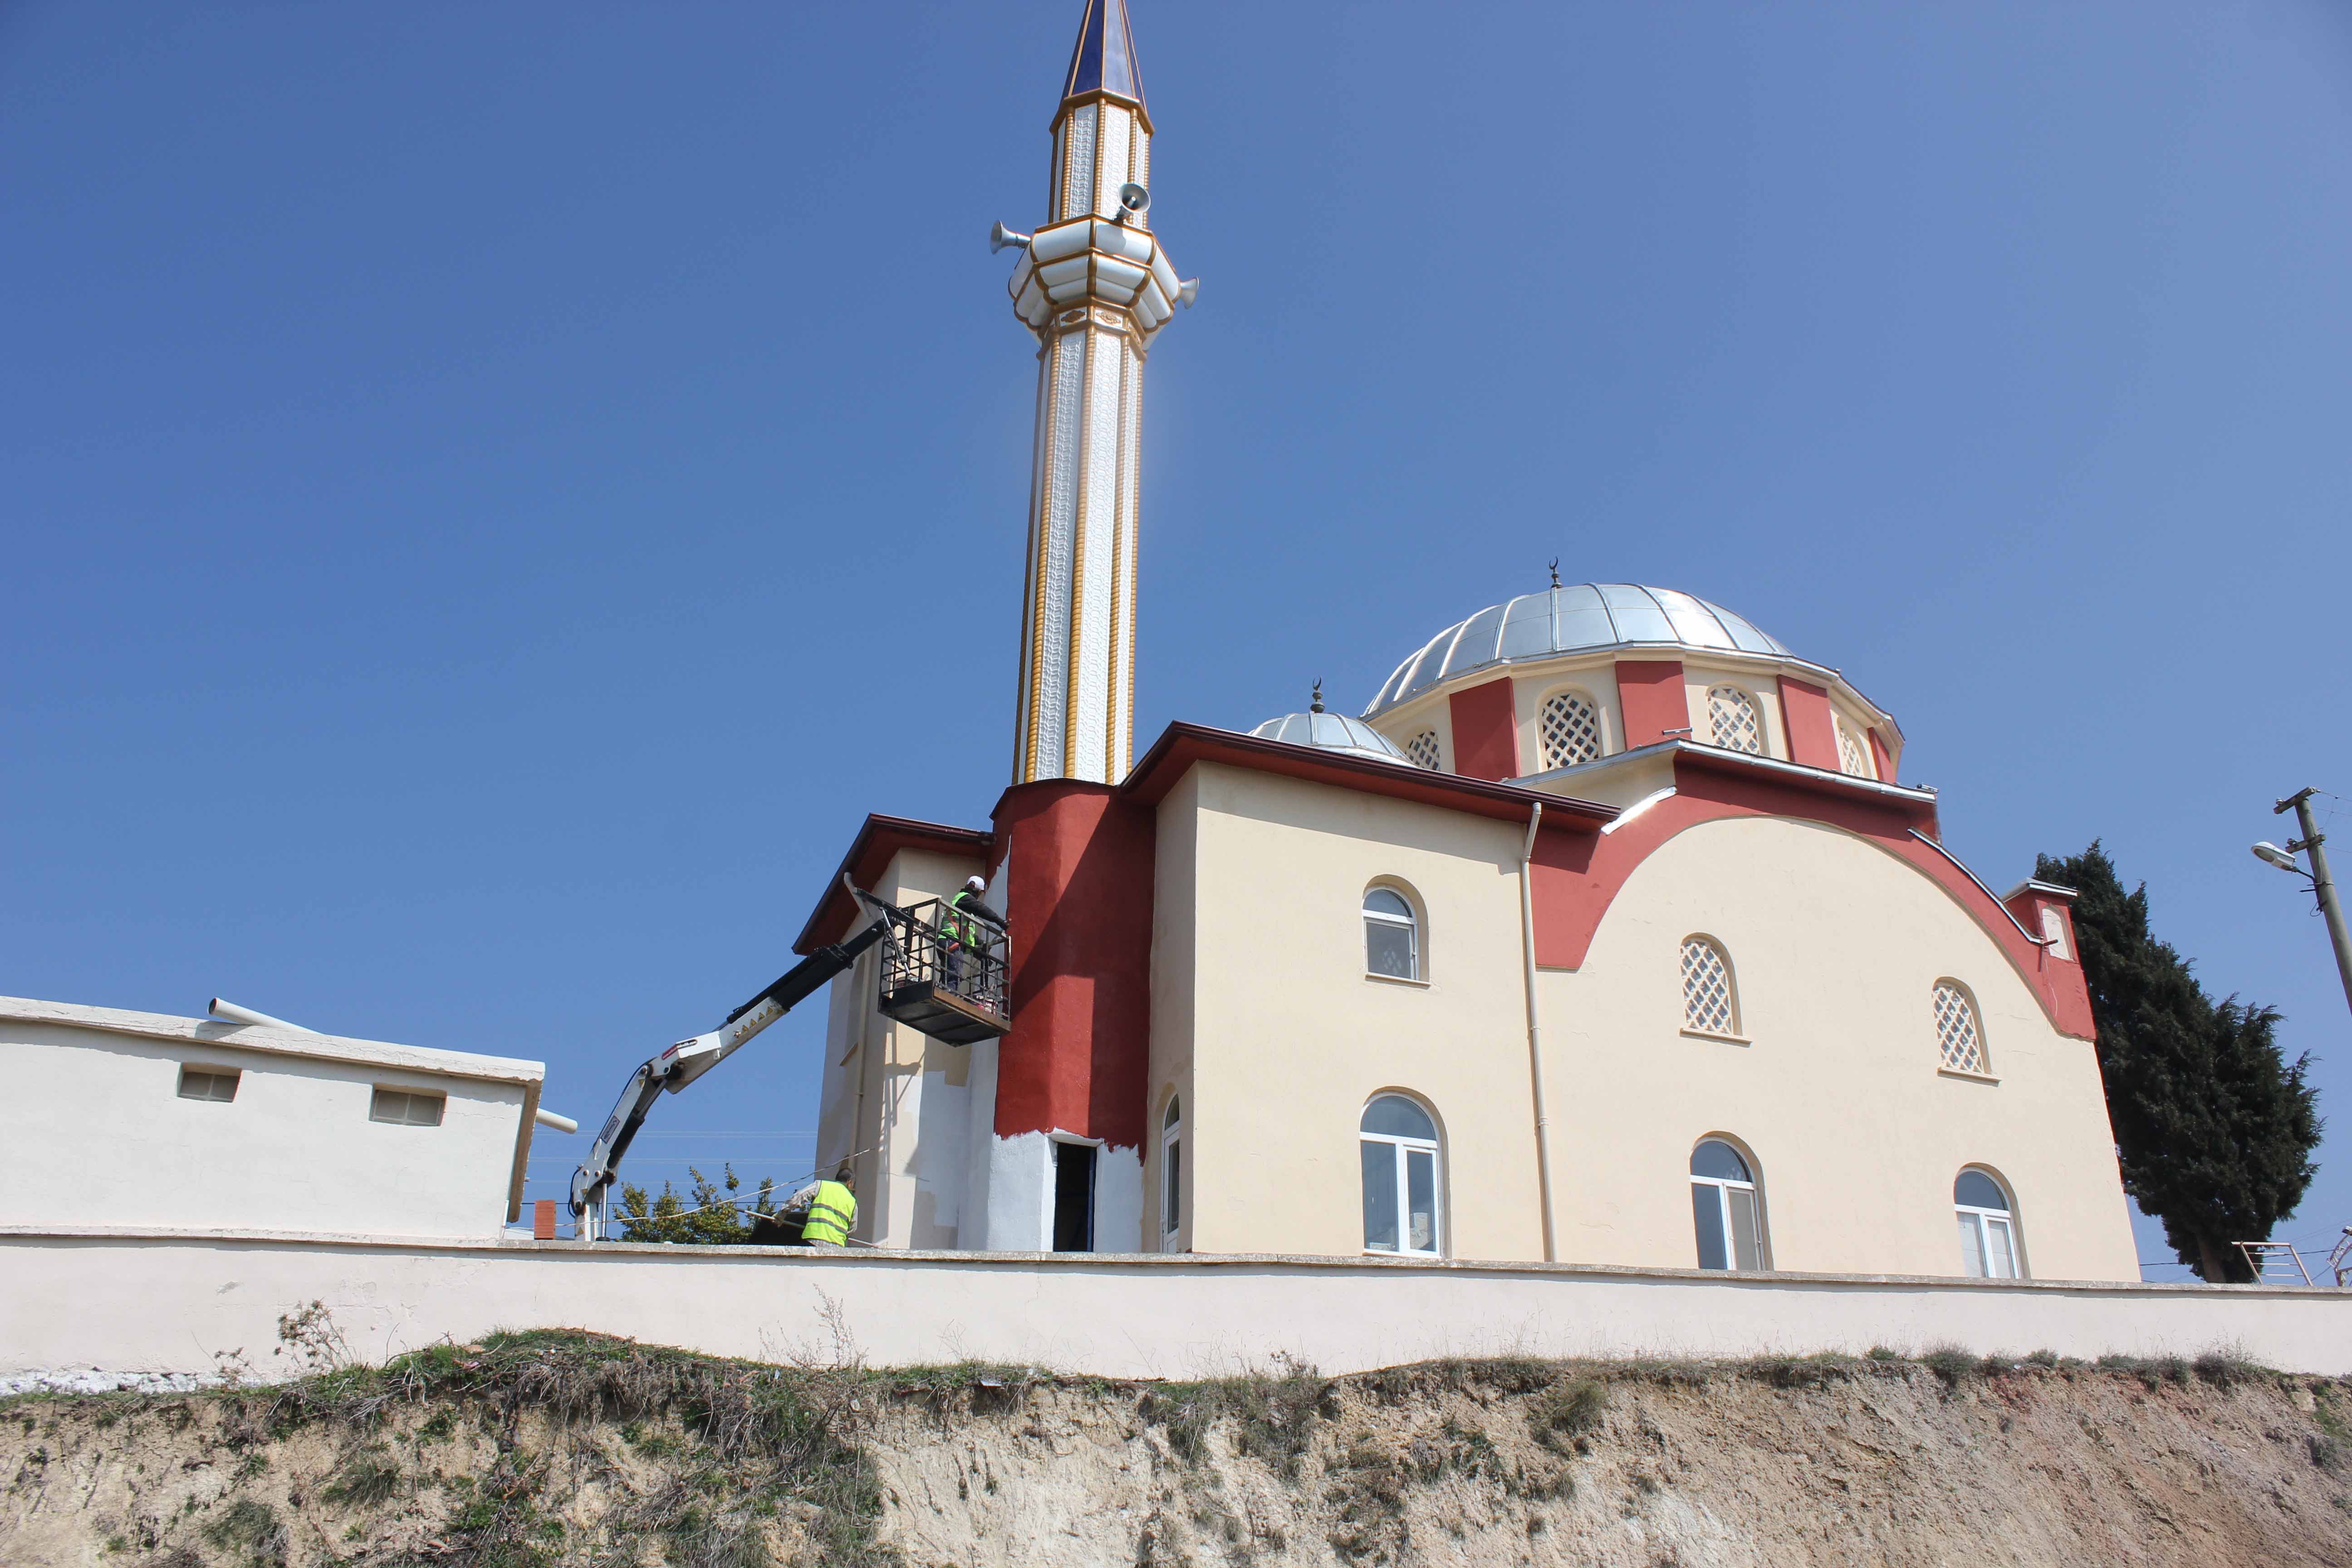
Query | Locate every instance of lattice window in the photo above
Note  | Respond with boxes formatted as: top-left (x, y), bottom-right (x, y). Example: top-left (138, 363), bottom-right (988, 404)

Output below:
top-left (1837, 721), bottom-right (1872, 779)
top-left (1404, 730), bottom-right (1441, 770)
top-left (1706, 686), bottom-right (1763, 755)
top-left (1540, 691), bottom-right (1602, 770)
top-left (1681, 938), bottom-right (1737, 1035)
top-left (1932, 983), bottom-right (1985, 1074)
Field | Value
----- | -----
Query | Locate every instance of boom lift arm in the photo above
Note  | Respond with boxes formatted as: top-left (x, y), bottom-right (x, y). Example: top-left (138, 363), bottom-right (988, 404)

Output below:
top-left (567, 882), bottom-right (897, 1230)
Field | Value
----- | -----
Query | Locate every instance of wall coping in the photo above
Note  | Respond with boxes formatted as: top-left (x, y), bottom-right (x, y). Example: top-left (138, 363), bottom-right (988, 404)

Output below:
top-left (0, 995), bottom-right (546, 1086)
top-left (6, 1227), bottom-right (2343, 1302)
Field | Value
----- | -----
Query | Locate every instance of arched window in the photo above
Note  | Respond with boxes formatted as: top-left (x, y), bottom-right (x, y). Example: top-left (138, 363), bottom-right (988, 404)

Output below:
top-left (1404, 730), bottom-right (1442, 770)
top-left (1955, 1169), bottom-right (2022, 1279)
top-left (1690, 1138), bottom-right (1769, 1270)
top-left (1680, 936), bottom-right (1739, 1036)
top-left (1361, 1095), bottom-right (1442, 1256)
top-left (1364, 887), bottom-right (1421, 980)
top-left (1932, 981), bottom-right (1986, 1074)
top-left (1539, 689), bottom-right (1603, 770)
top-left (1836, 720), bottom-right (1874, 779)
top-left (1160, 1096), bottom-right (1182, 1249)
top-left (1705, 685), bottom-right (1764, 754)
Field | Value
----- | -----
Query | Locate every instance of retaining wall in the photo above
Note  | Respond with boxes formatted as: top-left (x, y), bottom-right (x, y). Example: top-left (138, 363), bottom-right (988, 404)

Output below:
top-left (5, 1228), bottom-right (2347, 1389)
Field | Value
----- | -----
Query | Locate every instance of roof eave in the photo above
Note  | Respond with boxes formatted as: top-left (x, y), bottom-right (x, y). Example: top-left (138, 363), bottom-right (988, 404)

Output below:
top-left (1124, 721), bottom-right (1616, 828)
top-left (790, 813), bottom-right (995, 956)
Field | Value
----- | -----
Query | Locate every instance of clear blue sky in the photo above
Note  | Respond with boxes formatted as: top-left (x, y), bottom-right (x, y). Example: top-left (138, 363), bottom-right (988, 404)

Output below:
top-left (6, 2), bottom-right (2348, 1275)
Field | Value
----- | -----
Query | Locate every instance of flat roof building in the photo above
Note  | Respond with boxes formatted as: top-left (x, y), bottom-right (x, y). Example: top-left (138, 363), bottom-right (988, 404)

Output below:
top-left (0, 996), bottom-right (545, 1242)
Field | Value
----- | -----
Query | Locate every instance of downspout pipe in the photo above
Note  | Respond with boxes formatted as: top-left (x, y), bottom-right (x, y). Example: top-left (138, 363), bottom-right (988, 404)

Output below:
top-left (1518, 801), bottom-right (1559, 1262)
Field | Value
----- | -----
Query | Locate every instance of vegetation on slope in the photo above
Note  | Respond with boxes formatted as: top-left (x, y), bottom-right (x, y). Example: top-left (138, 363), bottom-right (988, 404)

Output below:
top-left (6, 1324), bottom-right (2351, 1567)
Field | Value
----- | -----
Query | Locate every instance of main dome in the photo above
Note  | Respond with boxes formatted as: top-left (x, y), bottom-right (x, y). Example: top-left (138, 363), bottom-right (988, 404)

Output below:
top-left (1364, 583), bottom-right (1795, 718)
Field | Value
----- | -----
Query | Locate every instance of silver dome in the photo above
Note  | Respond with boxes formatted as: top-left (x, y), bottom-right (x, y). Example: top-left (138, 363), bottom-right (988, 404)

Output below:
top-left (1250, 709), bottom-right (1413, 764)
top-left (1365, 583), bottom-right (1794, 717)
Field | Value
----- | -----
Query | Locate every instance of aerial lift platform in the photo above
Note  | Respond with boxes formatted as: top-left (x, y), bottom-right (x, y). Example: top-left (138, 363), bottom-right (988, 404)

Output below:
top-left (566, 879), bottom-right (1008, 1238)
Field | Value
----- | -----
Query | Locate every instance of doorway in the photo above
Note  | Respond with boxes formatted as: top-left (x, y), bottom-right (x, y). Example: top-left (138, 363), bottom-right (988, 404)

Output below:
top-left (1052, 1141), bottom-right (1095, 1252)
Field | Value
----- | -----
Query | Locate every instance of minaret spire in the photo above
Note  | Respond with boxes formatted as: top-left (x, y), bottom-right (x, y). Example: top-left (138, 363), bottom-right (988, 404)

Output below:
top-left (998, 0), bottom-right (1192, 786)
top-left (1059, 0), bottom-right (1148, 128)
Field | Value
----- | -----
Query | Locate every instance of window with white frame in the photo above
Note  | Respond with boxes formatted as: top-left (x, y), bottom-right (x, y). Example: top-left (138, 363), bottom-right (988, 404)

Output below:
top-left (1680, 936), bottom-right (1739, 1036)
top-left (1539, 689), bottom-right (1603, 770)
top-left (1836, 720), bottom-right (1874, 779)
top-left (1932, 982), bottom-right (1986, 1074)
top-left (1361, 1095), bottom-right (1442, 1256)
top-left (1364, 887), bottom-right (1421, 981)
top-left (1955, 1169), bottom-right (2022, 1279)
top-left (1690, 1138), bottom-right (1769, 1270)
top-left (177, 1065), bottom-right (240, 1103)
top-left (369, 1087), bottom-right (446, 1127)
top-left (1160, 1095), bottom-right (1182, 1248)
top-left (1705, 685), bottom-right (1764, 755)
top-left (1403, 730), bottom-right (1442, 771)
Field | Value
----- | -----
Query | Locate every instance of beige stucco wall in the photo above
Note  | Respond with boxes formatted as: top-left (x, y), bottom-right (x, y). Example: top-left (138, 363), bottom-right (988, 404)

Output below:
top-left (1172, 762), bottom-right (1546, 1263)
top-left (1545, 815), bottom-right (2138, 1282)
top-left (1145, 769), bottom-right (1202, 1252)
top-left (1149, 770), bottom-right (2136, 1284)
top-left (6, 1234), bottom-right (2344, 1387)
top-left (814, 847), bottom-right (986, 1250)
top-left (0, 1017), bottom-right (533, 1241)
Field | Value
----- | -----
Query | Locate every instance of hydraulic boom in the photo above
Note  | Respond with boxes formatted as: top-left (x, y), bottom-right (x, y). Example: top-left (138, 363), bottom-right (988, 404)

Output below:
top-left (567, 882), bottom-right (896, 1232)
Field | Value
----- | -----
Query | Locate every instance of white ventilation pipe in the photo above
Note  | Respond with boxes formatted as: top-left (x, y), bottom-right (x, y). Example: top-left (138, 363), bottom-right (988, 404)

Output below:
top-left (208, 997), bottom-right (316, 1034)
top-left (534, 1107), bottom-right (579, 1133)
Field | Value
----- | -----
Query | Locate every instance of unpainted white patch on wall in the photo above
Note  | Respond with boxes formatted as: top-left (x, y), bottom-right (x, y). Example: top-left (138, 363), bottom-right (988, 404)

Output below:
top-left (985, 1129), bottom-right (1054, 1252)
top-left (1093, 1141), bottom-right (1143, 1254)
top-left (958, 1039), bottom-right (1000, 1250)
top-left (916, 1073), bottom-right (970, 1235)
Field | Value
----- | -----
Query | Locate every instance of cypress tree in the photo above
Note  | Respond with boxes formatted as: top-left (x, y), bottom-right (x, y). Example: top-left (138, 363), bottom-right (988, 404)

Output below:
top-left (2037, 843), bottom-right (2322, 1281)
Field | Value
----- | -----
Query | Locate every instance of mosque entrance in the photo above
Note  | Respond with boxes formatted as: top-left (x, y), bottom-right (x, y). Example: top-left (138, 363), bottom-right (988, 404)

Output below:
top-left (1053, 1142), bottom-right (1097, 1253)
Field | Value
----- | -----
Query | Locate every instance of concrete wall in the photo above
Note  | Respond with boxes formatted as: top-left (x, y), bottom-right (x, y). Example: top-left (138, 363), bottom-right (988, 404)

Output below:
top-left (5, 1232), bottom-right (2345, 1388)
top-left (0, 1003), bottom-right (539, 1241)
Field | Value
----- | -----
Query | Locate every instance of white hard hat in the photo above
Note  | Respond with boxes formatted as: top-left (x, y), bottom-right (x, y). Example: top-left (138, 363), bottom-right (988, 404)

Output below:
top-left (966, 874), bottom-right (986, 891)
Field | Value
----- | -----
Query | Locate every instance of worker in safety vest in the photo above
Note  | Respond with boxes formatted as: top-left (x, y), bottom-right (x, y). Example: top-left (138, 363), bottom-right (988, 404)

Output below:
top-left (941, 874), bottom-right (1004, 994)
top-left (797, 1164), bottom-right (858, 1248)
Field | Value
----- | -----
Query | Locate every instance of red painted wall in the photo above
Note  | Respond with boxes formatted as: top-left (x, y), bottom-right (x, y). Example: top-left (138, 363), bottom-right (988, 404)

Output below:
top-left (1446, 677), bottom-right (1520, 781)
top-left (1778, 677), bottom-right (1840, 772)
top-left (988, 780), bottom-right (1156, 1152)
top-left (1869, 730), bottom-right (1897, 784)
top-left (1615, 660), bottom-right (1689, 747)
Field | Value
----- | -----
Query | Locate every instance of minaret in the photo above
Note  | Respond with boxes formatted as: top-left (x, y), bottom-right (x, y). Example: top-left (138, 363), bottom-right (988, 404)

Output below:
top-left (999, 0), bottom-right (1191, 785)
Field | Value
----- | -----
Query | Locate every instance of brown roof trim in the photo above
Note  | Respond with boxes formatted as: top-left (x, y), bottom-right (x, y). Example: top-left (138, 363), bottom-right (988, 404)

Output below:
top-left (1662, 741), bottom-right (1940, 824)
top-left (1122, 721), bottom-right (1616, 828)
top-left (792, 813), bottom-right (994, 955)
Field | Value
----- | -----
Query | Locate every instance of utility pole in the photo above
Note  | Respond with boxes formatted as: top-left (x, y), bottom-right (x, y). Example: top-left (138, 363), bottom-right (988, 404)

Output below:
top-left (2263, 788), bottom-right (2352, 1019)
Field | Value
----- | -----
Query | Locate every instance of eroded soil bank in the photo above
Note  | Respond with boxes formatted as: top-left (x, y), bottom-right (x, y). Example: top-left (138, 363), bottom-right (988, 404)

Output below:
top-left (5, 1333), bottom-right (2349, 1566)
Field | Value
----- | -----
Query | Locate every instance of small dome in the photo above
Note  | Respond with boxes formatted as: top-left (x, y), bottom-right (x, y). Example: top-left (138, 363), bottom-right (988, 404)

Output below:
top-left (1250, 709), bottom-right (1413, 764)
top-left (1365, 583), bottom-right (1795, 717)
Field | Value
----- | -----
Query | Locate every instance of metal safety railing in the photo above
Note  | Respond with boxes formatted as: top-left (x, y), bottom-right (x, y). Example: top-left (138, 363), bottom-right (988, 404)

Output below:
top-left (881, 898), bottom-right (1010, 1022)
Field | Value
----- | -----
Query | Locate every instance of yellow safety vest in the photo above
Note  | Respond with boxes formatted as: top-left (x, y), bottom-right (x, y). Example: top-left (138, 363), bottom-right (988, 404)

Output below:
top-left (946, 889), bottom-right (986, 947)
top-left (802, 1181), bottom-right (856, 1246)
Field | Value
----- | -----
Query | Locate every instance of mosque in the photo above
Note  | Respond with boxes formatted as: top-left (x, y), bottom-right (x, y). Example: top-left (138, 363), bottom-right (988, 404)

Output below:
top-left (794, 0), bottom-right (2139, 1284)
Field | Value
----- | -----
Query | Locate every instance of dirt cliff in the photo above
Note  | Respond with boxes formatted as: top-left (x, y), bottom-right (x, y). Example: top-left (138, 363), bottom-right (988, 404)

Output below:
top-left (5, 1330), bottom-right (2349, 1566)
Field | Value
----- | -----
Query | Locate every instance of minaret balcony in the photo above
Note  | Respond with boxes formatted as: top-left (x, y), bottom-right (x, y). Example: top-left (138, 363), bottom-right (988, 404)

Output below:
top-left (1009, 216), bottom-right (1183, 336)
